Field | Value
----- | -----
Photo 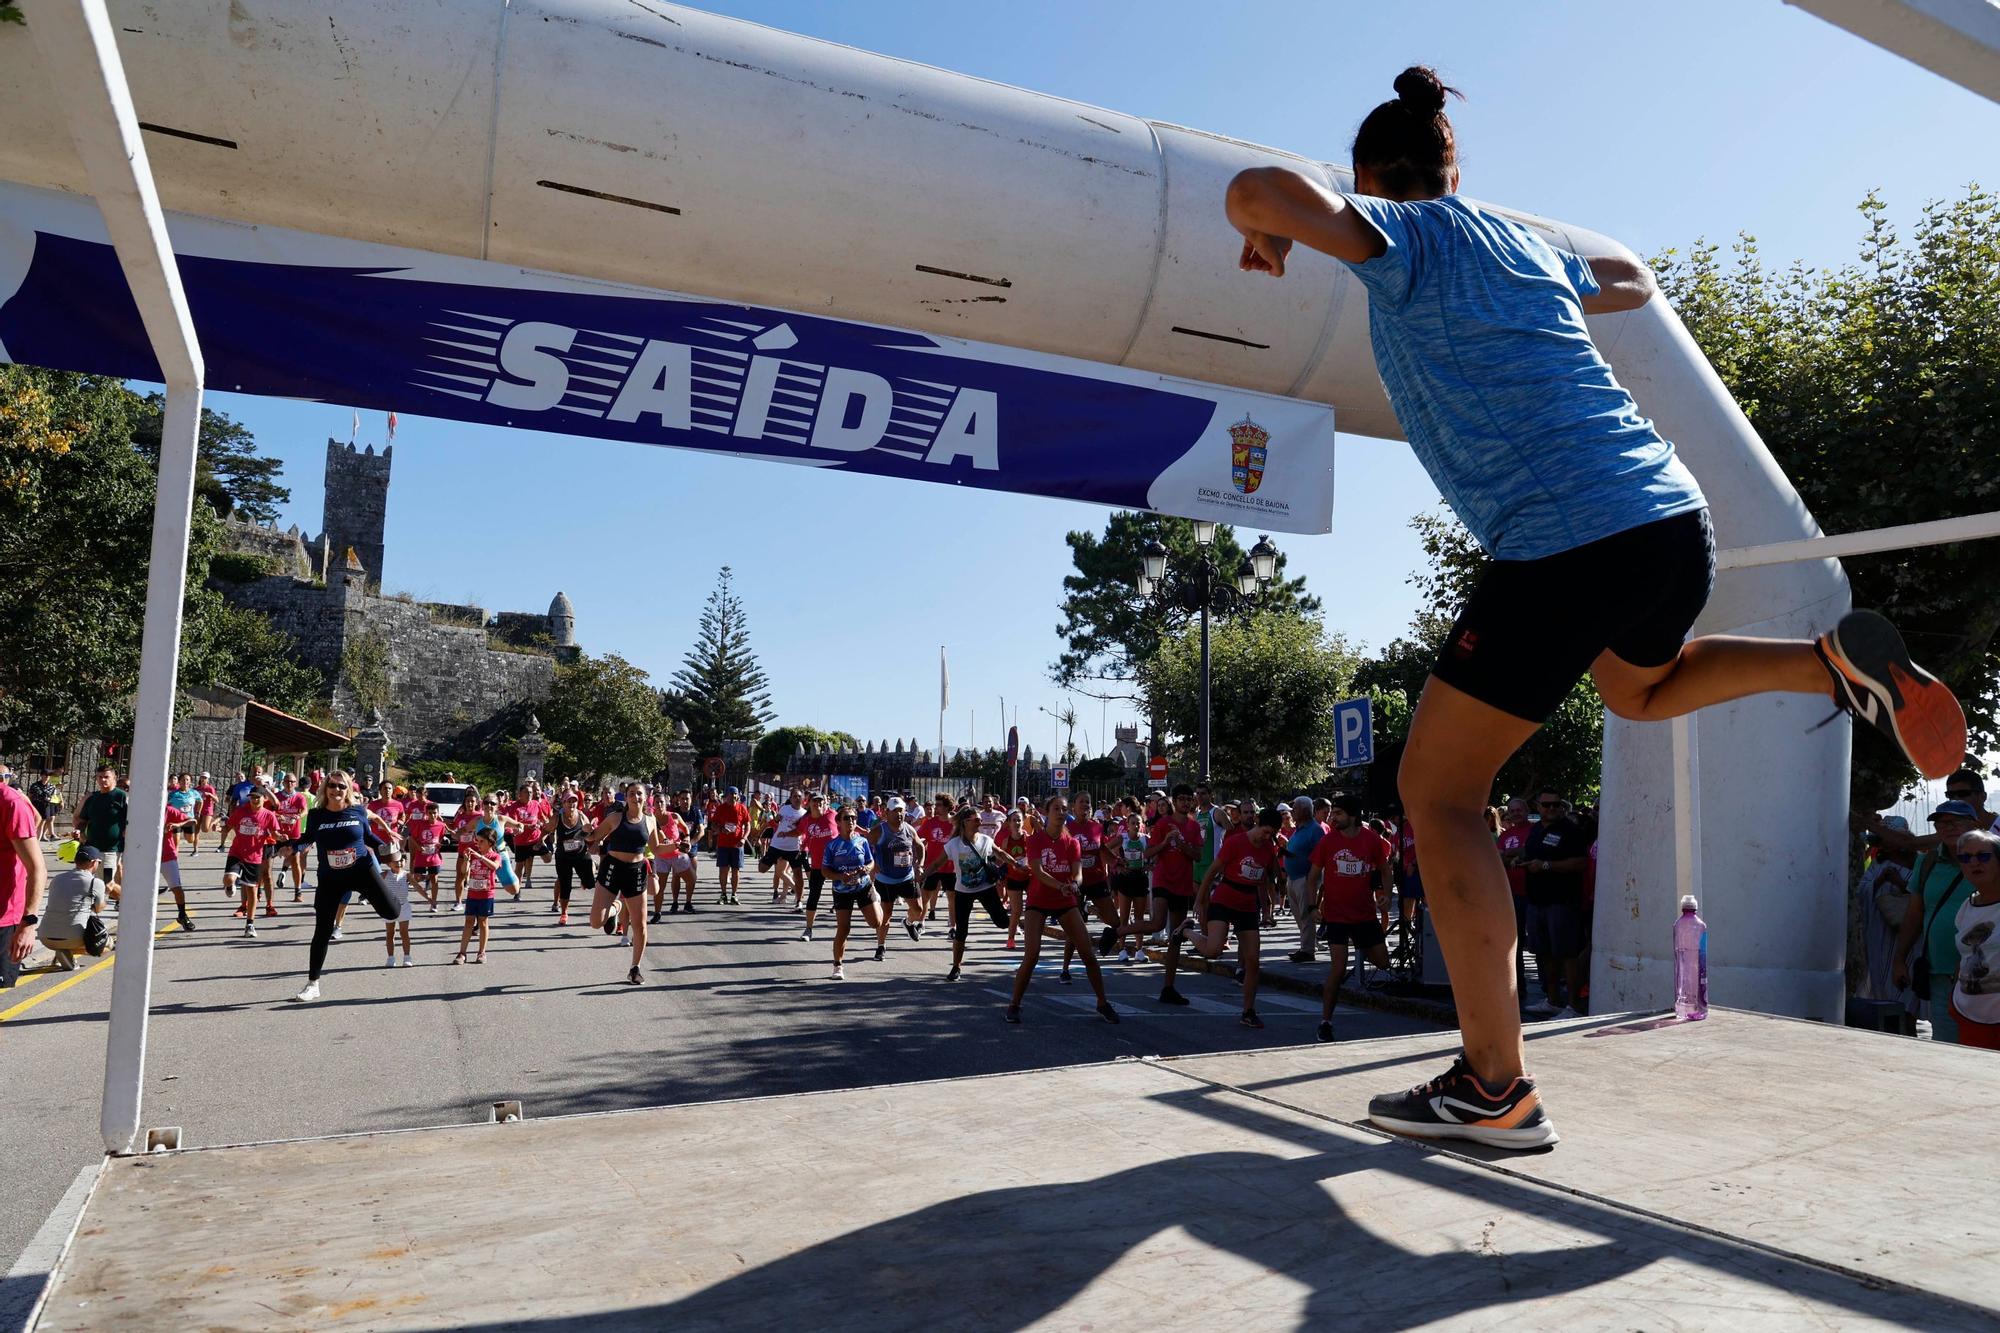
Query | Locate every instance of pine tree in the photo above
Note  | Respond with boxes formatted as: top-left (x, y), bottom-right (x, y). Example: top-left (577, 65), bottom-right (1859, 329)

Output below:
top-left (665, 566), bottom-right (775, 755)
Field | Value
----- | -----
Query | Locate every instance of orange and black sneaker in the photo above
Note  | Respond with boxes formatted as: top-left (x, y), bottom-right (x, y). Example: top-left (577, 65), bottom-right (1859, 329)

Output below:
top-left (1815, 610), bottom-right (1966, 781)
top-left (1367, 1055), bottom-right (1560, 1150)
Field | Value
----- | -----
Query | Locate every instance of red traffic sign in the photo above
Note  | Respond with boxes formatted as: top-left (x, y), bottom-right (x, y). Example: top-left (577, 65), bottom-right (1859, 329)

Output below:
top-left (1006, 726), bottom-right (1019, 767)
top-left (1147, 755), bottom-right (1169, 781)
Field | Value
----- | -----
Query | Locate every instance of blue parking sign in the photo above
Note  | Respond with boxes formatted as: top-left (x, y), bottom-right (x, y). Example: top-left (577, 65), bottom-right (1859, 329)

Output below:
top-left (1333, 697), bottom-right (1374, 768)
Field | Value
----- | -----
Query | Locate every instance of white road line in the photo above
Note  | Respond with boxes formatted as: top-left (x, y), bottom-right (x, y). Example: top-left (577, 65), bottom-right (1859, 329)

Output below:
top-left (3, 1161), bottom-right (101, 1333)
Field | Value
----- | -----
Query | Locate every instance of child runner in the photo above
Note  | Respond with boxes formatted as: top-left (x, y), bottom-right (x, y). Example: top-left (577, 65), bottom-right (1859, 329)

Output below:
top-left (274, 774), bottom-right (311, 903)
top-left (223, 789), bottom-right (279, 938)
top-left (1224, 66), bottom-right (1965, 1147)
top-left (405, 799), bottom-right (446, 912)
top-left (1111, 799), bottom-right (1151, 961)
top-left (1006, 795), bottom-right (1118, 1025)
top-left (449, 785), bottom-right (482, 910)
top-left (380, 844), bottom-right (415, 967)
top-left (1182, 805), bottom-right (1284, 1029)
top-left (159, 799), bottom-right (193, 932)
top-left (998, 809), bottom-right (1032, 951)
top-left (454, 829), bottom-right (501, 966)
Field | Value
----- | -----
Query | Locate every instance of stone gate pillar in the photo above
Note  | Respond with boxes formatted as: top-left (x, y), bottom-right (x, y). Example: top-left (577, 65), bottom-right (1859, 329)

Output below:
top-left (352, 709), bottom-right (391, 791)
top-left (517, 713), bottom-right (548, 787)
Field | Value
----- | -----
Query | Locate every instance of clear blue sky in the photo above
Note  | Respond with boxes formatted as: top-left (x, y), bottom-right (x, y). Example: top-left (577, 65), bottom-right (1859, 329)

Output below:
top-left (189, 0), bottom-right (1996, 760)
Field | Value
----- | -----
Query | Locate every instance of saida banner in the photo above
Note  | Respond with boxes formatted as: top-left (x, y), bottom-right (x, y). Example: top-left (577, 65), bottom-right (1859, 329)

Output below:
top-left (0, 181), bottom-right (1334, 533)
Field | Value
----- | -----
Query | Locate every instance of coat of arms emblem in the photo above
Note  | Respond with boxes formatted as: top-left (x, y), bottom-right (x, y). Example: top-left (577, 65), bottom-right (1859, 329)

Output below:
top-left (1229, 415), bottom-right (1270, 495)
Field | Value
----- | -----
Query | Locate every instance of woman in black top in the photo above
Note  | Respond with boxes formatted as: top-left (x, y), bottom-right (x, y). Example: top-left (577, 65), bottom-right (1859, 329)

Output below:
top-left (586, 781), bottom-right (652, 985)
top-left (288, 771), bottom-right (399, 1003)
top-left (544, 791), bottom-right (594, 926)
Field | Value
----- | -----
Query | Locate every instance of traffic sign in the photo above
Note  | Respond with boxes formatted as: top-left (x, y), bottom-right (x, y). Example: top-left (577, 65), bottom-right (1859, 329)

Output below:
top-left (1049, 766), bottom-right (1069, 789)
top-left (1147, 755), bottom-right (1169, 782)
top-left (1333, 696), bottom-right (1374, 768)
top-left (1006, 726), bottom-right (1019, 767)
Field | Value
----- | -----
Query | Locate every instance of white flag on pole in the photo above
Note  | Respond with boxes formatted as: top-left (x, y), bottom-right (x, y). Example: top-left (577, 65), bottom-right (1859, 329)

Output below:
top-left (940, 646), bottom-right (950, 711)
top-left (350, 409), bottom-right (360, 443)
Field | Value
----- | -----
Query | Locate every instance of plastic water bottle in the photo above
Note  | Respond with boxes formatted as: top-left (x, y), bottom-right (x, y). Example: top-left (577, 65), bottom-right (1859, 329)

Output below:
top-left (1673, 895), bottom-right (1708, 1021)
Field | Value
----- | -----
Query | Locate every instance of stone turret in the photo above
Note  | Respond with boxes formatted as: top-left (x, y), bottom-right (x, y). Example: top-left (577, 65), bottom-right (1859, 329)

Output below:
top-left (548, 590), bottom-right (576, 648)
top-left (321, 439), bottom-right (392, 593)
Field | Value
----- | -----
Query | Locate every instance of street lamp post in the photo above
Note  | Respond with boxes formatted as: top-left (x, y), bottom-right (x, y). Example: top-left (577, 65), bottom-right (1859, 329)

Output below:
top-left (1134, 529), bottom-right (1279, 783)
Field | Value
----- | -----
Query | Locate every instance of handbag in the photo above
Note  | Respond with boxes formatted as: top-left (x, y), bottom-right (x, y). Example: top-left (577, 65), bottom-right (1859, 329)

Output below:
top-left (1909, 853), bottom-right (1964, 1002)
top-left (83, 913), bottom-right (110, 957)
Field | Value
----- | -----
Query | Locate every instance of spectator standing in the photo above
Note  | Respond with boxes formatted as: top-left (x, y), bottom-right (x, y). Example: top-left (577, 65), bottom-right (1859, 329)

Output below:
top-left (1893, 801), bottom-right (1983, 1044)
top-left (41, 845), bottom-right (109, 970)
top-left (1282, 796), bottom-right (1328, 964)
top-left (28, 772), bottom-right (58, 841)
top-left (1946, 828), bottom-right (2000, 1050)
top-left (1855, 816), bottom-right (1916, 1011)
top-left (1, 774), bottom-right (47, 989)
top-left (73, 764), bottom-right (129, 900)
top-left (1522, 790), bottom-right (1590, 1018)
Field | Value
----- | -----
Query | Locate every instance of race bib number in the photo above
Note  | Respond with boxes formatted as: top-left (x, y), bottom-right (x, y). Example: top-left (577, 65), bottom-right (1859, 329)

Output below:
top-left (420, 838), bottom-right (439, 854)
top-left (328, 848), bottom-right (358, 869)
top-left (722, 822), bottom-right (739, 835)
top-left (1240, 857), bottom-right (1262, 879)
top-left (1542, 834), bottom-right (1562, 849)
top-left (562, 837), bottom-right (584, 852)
top-left (893, 851), bottom-right (910, 868)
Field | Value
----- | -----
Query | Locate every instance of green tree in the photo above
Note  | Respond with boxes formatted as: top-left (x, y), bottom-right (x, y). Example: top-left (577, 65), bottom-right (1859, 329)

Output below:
top-left (1142, 612), bottom-right (1360, 793)
top-left (664, 566), bottom-right (775, 755)
top-left (1656, 186), bottom-right (2000, 797)
top-left (539, 653), bottom-right (672, 785)
top-left (752, 724), bottom-right (859, 775)
top-left (1051, 512), bottom-right (1319, 743)
top-left (132, 394), bottom-right (289, 524)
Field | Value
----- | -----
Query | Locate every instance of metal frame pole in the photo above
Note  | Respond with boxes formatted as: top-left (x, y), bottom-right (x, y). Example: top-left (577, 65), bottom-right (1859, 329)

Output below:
top-left (29, 0), bottom-right (207, 1157)
top-left (1197, 564), bottom-right (1212, 786)
top-left (1716, 508), bottom-right (2000, 571)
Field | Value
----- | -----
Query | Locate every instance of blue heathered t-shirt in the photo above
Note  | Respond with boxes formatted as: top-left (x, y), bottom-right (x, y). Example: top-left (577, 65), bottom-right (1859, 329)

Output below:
top-left (1338, 194), bottom-right (1705, 560)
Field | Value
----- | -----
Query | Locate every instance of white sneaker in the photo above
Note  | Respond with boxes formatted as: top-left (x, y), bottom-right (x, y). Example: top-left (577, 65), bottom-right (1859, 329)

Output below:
top-left (831, 964), bottom-right (845, 981)
top-left (400, 955), bottom-right (415, 968)
top-left (243, 923), bottom-right (257, 939)
top-left (1553, 1006), bottom-right (1580, 1020)
top-left (1149, 929), bottom-right (1168, 944)
top-left (291, 981), bottom-right (320, 1002)
top-left (383, 955), bottom-right (396, 968)
top-left (330, 927), bottom-right (343, 942)
top-left (1526, 998), bottom-right (1560, 1016)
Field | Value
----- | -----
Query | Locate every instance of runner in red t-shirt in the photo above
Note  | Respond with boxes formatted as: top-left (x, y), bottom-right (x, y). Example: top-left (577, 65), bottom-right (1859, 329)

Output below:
top-left (506, 786), bottom-right (547, 901)
top-left (405, 801), bottom-right (447, 912)
top-left (223, 791), bottom-right (281, 933)
top-left (273, 775), bottom-right (311, 903)
top-left (710, 790), bottom-right (750, 906)
top-left (916, 795), bottom-right (956, 926)
top-left (1306, 794), bottom-right (1394, 1040)
top-left (1005, 794), bottom-right (1118, 1026)
top-left (1141, 785), bottom-right (1205, 1006)
top-left (1185, 803), bottom-right (1282, 1028)
top-left (796, 792), bottom-right (841, 941)
top-left (159, 800), bottom-right (193, 931)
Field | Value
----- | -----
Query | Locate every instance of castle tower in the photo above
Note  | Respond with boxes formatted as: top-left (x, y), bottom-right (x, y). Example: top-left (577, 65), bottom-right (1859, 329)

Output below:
top-left (322, 439), bottom-right (392, 593)
top-left (548, 591), bottom-right (576, 648)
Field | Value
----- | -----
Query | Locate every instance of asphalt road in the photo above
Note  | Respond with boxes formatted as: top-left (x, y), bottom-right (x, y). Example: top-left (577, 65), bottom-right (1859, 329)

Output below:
top-left (0, 845), bottom-right (1440, 1278)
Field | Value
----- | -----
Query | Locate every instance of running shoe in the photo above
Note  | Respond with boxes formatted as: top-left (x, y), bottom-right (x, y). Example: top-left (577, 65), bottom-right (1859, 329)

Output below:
top-left (383, 954), bottom-right (396, 968)
top-left (627, 966), bottom-right (642, 986)
top-left (1096, 1001), bottom-right (1121, 1024)
top-left (291, 981), bottom-right (319, 1002)
top-left (1316, 1020), bottom-right (1334, 1043)
top-left (831, 964), bottom-right (845, 981)
top-left (800, 927), bottom-right (814, 942)
top-left (684, 902), bottom-right (698, 914)
top-left (602, 914), bottom-right (617, 937)
top-left (1367, 1055), bottom-right (1561, 1150)
top-left (1157, 986), bottom-right (1189, 1006)
top-left (1816, 609), bottom-right (1966, 779)
top-left (330, 927), bottom-right (343, 942)
top-left (400, 955), bottom-right (414, 968)
top-left (946, 965), bottom-right (962, 982)
top-left (243, 923), bottom-right (257, 939)
top-left (1005, 939), bottom-right (1019, 950)
top-left (1058, 969), bottom-right (1073, 985)
top-left (904, 919), bottom-right (920, 943)
top-left (1239, 1010), bottom-right (1264, 1030)
top-left (558, 911), bottom-right (568, 926)
top-left (1098, 926), bottom-right (1117, 954)
top-left (1289, 949), bottom-right (1316, 965)
top-left (177, 914), bottom-right (194, 932)
top-left (648, 910), bottom-right (662, 924)
top-left (1004, 1005), bottom-right (1022, 1025)
top-left (264, 905), bottom-right (278, 918)
top-left (873, 945), bottom-right (885, 962)
top-left (232, 908), bottom-right (247, 919)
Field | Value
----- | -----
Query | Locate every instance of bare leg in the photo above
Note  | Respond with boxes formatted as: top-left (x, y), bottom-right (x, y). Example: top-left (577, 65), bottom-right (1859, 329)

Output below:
top-left (1008, 910), bottom-right (1047, 1008)
top-left (1398, 676), bottom-right (1540, 1086)
top-left (1591, 637), bottom-right (1831, 722)
top-left (1058, 910), bottom-right (1110, 1004)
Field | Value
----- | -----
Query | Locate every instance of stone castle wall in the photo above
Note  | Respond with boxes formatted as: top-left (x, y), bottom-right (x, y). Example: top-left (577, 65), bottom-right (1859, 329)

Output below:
top-left (219, 516), bottom-right (314, 579)
top-left (342, 594), bottom-right (555, 757)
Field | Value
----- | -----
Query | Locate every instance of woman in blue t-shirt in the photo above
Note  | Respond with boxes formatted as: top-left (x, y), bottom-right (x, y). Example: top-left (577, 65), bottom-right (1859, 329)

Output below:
top-left (1222, 66), bottom-right (1966, 1152)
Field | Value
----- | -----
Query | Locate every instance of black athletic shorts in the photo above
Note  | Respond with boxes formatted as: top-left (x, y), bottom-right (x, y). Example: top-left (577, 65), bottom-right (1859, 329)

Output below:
top-left (1080, 880), bottom-right (1111, 901)
top-left (607, 858), bottom-right (645, 899)
top-left (1206, 903), bottom-right (1260, 934)
top-left (831, 888), bottom-right (877, 914)
top-left (1113, 870), bottom-right (1148, 898)
top-left (1432, 508), bottom-right (1714, 723)
top-left (875, 878), bottom-right (919, 900)
top-left (1159, 889), bottom-right (1195, 914)
top-left (923, 869), bottom-right (956, 893)
top-left (224, 856), bottom-right (263, 880)
top-left (1321, 918), bottom-right (1386, 951)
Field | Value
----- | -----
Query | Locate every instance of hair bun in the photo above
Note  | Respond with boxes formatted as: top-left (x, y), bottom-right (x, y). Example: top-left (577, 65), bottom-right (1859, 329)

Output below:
top-left (1393, 66), bottom-right (1454, 116)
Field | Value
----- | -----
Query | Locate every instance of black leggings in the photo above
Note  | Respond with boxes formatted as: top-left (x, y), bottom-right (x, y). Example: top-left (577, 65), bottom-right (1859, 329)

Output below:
top-left (951, 887), bottom-right (1011, 943)
top-left (804, 867), bottom-right (827, 913)
top-left (554, 852), bottom-right (593, 905)
top-left (309, 864), bottom-right (400, 982)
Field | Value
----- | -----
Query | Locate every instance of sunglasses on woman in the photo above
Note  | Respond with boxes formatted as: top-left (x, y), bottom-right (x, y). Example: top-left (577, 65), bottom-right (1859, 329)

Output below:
top-left (1961, 850), bottom-right (1995, 864)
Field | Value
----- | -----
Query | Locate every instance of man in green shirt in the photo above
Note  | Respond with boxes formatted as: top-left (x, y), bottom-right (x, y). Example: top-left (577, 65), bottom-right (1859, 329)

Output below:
top-left (1892, 801), bottom-right (1980, 1043)
top-left (73, 765), bottom-right (129, 898)
top-left (1191, 783), bottom-right (1222, 888)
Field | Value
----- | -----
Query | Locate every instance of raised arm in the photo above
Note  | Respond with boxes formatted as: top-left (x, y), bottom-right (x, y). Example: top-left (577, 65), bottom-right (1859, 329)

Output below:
top-left (1225, 167), bottom-right (1386, 274)
top-left (1579, 255), bottom-right (1656, 314)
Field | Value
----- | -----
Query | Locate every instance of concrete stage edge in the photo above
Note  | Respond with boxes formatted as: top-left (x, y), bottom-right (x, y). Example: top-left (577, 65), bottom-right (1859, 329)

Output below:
top-left (31, 1011), bottom-right (1997, 1331)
